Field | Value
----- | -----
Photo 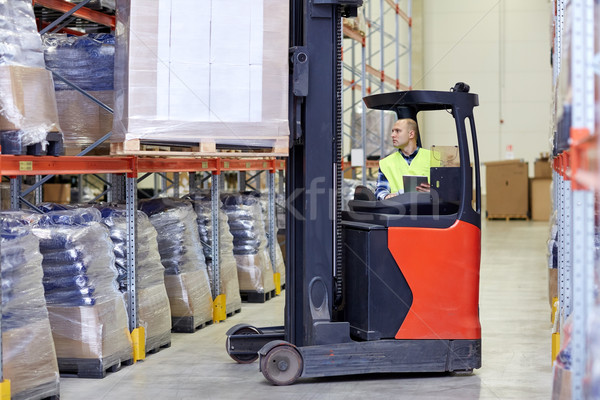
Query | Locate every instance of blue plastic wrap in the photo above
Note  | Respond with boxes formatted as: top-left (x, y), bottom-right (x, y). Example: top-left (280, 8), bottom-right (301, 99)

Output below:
top-left (99, 205), bottom-right (167, 291)
top-left (27, 208), bottom-right (120, 306)
top-left (43, 33), bottom-right (115, 91)
top-left (186, 191), bottom-right (242, 314)
top-left (0, 213), bottom-right (49, 329)
top-left (139, 198), bottom-right (207, 276)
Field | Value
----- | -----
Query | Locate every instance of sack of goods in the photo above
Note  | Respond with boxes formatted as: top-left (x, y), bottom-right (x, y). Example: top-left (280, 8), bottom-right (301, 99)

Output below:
top-left (0, 213), bottom-right (59, 398)
top-left (139, 198), bottom-right (213, 332)
top-left (221, 192), bottom-right (275, 294)
top-left (100, 206), bottom-right (172, 352)
top-left (186, 191), bottom-right (242, 316)
top-left (42, 33), bottom-right (115, 151)
top-left (28, 207), bottom-right (133, 377)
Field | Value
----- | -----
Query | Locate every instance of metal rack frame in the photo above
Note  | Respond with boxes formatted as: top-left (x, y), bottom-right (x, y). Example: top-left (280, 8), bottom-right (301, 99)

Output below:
top-left (342, 0), bottom-right (412, 185)
top-left (552, 0), bottom-right (596, 398)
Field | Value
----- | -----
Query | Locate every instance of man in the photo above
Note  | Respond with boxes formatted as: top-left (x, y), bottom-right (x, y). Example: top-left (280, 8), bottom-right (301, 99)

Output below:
top-left (375, 118), bottom-right (431, 200)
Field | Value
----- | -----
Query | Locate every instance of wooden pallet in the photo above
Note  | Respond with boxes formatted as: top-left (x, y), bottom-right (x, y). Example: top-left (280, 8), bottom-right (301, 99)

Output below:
top-left (171, 316), bottom-right (214, 333)
top-left (240, 289), bottom-right (276, 303)
top-left (487, 214), bottom-right (529, 221)
top-left (57, 356), bottom-right (134, 379)
top-left (110, 138), bottom-right (288, 158)
top-left (226, 307), bottom-right (242, 318)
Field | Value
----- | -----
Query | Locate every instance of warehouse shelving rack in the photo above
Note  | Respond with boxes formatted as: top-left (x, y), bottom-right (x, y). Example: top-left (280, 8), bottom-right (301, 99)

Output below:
top-left (551, 0), bottom-right (597, 397)
top-left (0, 155), bottom-right (286, 361)
top-left (342, 0), bottom-right (412, 186)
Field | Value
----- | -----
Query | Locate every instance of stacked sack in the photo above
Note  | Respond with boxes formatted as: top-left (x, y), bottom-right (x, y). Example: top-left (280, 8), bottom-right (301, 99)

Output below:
top-left (221, 193), bottom-right (275, 295)
top-left (43, 33), bottom-right (115, 152)
top-left (30, 207), bottom-right (133, 376)
top-left (0, 0), bottom-right (62, 153)
top-left (0, 213), bottom-right (59, 399)
top-left (186, 191), bottom-right (242, 316)
top-left (139, 198), bottom-right (213, 332)
top-left (100, 206), bottom-right (171, 352)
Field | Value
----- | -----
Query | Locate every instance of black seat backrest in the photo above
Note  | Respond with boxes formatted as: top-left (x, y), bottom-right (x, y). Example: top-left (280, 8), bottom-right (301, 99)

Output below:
top-left (354, 185), bottom-right (376, 201)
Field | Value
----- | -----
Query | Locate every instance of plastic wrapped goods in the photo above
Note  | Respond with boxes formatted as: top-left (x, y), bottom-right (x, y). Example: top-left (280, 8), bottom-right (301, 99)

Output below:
top-left (112, 0), bottom-right (289, 148)
top-left (100, 205), bottom-right (171, 350)
top-left (29, 207), bottom-right (133, 369)
top-left (43, 34), bottom-right (115, 91)
top-left (186, 192), bottom-right (242, 315)
top-left (257, 193), bottom-right (285, 287)
top-left (0, 214), bottom-right (60, 399)
top-left (43, 34), bottom-right (115, 151)
top-left (139, 198), bottom-right (212, 329)
top-left (221, 193), bottom-right (275, 294)
top-left (0, 0), bottom-right (62, 148)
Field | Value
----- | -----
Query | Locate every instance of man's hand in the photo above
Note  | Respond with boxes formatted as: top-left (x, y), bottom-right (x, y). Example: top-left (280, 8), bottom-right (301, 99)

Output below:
top-left (384, 193), bottom-right (398, 200)
top-left (416, 183), bottom-right (431, 193)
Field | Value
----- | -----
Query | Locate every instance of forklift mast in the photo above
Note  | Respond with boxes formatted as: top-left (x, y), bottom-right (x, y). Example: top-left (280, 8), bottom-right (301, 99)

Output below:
top-left (287, 0), bottom-right (362, 347)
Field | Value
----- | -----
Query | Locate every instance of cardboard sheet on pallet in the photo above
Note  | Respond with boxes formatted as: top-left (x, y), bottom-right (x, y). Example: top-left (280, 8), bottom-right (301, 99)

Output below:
top-left (0, 65), bottom-right (61, 145)
top-left (3, 319), bottom-right (59, 399)
top-left (164, 269), bottom-right (213, 322)
top-left (112, 0), bottom-right (289, 149)
top-left (47, 294), bottom-right (133, 362)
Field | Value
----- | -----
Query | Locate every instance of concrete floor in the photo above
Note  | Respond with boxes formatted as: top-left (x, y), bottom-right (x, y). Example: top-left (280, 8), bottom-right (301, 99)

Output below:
top-left (60, 219), bottom-right (553, 400)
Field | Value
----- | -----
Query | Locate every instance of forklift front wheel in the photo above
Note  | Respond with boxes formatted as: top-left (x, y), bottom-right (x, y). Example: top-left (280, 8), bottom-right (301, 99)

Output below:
top-left (260, 344), bottom-right (303, 386)
top-left (226, 325), bottom-right (262, 364)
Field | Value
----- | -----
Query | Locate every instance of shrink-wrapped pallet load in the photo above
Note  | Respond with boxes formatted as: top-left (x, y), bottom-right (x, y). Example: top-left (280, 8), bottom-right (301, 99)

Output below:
top-left (100, 206), bottom-right (172, 352)
top-left (0, 0), bottom-right (62, 154)
top-left (186, 191), bottom-right (242, 316)
top-left (221, 193), bottom-right (275, 300)
top-left (0, 214), bottom-right (60, 399)
top-left (112, 0), bottom-right (289, 153)
top-left (258, 193), bottom-right (286, 288)
top-left (43, 33), bottom-right (115, 154)
top-left (139, 198), bottom-right (213, 332)
top-left (30, 208), bottom-right (133, 378)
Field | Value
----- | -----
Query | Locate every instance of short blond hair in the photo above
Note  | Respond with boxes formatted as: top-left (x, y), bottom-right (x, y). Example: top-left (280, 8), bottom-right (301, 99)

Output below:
top-left (401, 118), bottom-right (419, 142)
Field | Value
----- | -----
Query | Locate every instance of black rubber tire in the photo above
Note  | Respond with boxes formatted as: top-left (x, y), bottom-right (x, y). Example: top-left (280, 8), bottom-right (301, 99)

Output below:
top-left (226, 326), bottom-right (261, 364)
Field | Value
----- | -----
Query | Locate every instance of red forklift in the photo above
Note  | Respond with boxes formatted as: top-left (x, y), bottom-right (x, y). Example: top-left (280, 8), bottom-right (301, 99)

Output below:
top-left (226, 0), bottom-right (482, 385)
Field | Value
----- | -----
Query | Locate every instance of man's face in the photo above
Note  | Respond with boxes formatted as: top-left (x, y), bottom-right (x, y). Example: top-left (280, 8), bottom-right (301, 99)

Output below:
top-left (391, 119), bottom-right (412, 148)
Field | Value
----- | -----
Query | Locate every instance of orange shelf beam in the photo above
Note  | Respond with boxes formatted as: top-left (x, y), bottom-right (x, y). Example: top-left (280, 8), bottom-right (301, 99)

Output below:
top-left (33, 0), bottom-right (116, 29)
top-left (137, 158), bottom-right (219, 174)
top-left (220, 159), bottom-right (285, 172)
top-left (384, 0), bottom-right (411, 25)
top-left (365, 64), bottom-right (409, 90)
top-left (0, 155), bottom-right (134, 176)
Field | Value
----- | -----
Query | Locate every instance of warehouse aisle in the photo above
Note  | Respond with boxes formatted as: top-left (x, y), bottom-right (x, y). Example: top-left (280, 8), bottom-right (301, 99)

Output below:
top-left (59, 220), bottom-right (552, 400)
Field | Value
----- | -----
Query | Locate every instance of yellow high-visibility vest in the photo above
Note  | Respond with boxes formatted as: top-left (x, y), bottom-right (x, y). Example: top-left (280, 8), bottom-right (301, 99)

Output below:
top-left (379, 148), bottom-right (432, 193)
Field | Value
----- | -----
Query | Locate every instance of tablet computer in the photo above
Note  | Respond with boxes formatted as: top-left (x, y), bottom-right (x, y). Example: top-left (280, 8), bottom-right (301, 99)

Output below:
top-left (402, 175), bottom-right (428, 192)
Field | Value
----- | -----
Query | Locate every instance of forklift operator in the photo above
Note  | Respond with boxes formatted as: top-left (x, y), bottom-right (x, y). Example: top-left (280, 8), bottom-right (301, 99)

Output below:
top-left (375, 118), bottom-right (431, 200)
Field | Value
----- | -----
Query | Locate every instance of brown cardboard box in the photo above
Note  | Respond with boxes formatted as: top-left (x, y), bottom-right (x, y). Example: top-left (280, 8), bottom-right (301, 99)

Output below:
top-left (0, 65), bottom-right (61, 133)
top-left (485, 160), bottom-right (529, 217)
top-left (3, 319), bottom-right (59, 398)
top-left (55, 90), bottom-right (113, 154)
top-left (43, 183), bottom-right (71, 204)
top-left (47, 295), bottom-right (133, 362)
top-left (137, 284), bottom-right (172, 350)
top-left (534, 158), bottom-right (552, 178)
top-left (530, 178), bottom-right (552, 221)
top-left (163, 270), bottom-right (212, 322)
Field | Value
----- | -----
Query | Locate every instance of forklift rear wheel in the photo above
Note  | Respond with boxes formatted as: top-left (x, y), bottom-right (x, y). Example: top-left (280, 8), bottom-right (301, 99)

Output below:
top-left (227, 326), bottom-right (261, 364)
top-left (260, 344), bottom-right (303, 386)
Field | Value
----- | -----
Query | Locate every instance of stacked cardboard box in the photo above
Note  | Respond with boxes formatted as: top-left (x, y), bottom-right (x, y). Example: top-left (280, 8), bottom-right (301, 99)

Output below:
top-left (485, 160), bottom-right (529, 218)
top-left (530, 156), bottom-right (553, 221)
top-left (112, 0), bottom-right (289, 148)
